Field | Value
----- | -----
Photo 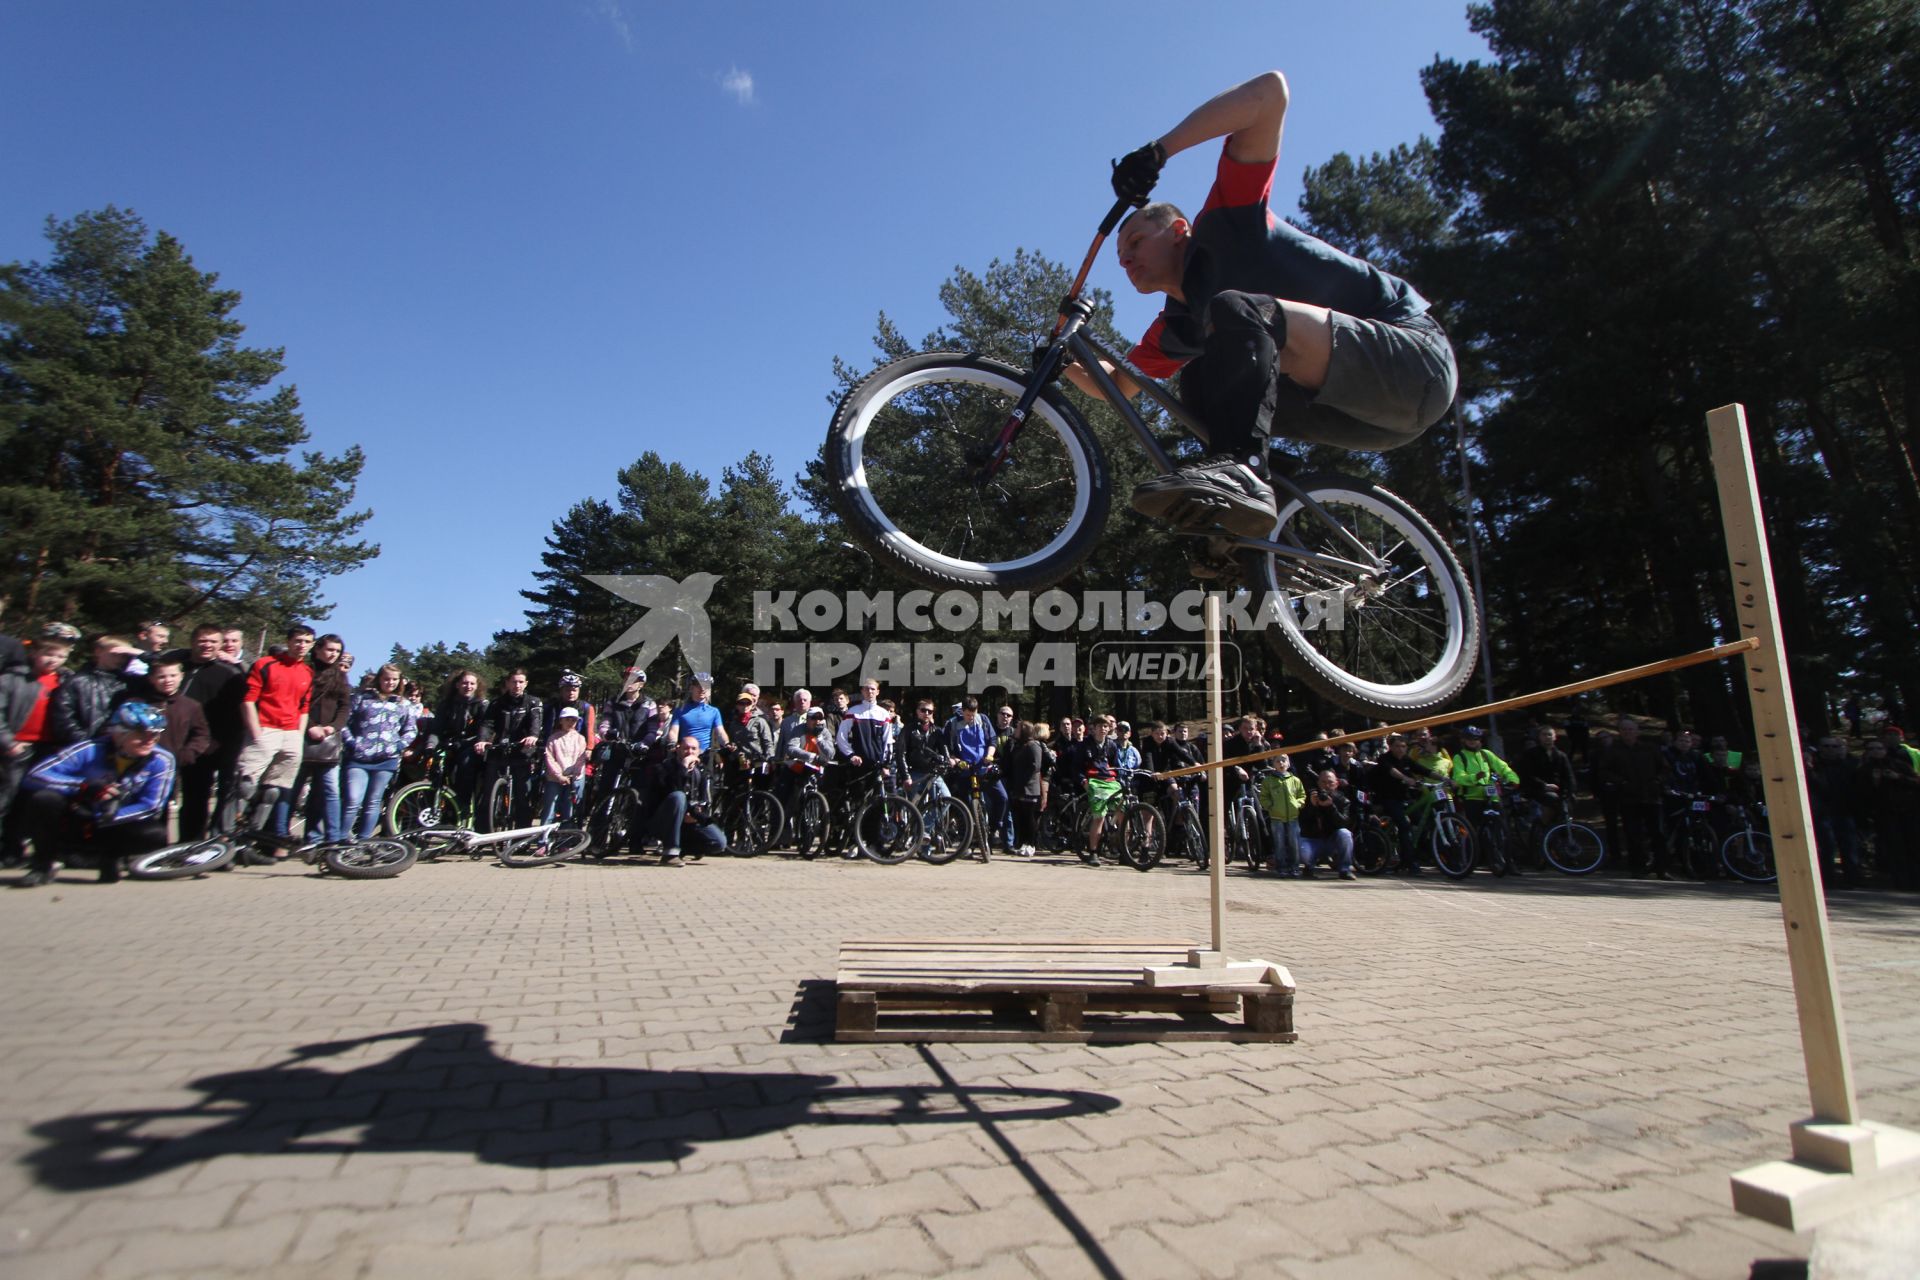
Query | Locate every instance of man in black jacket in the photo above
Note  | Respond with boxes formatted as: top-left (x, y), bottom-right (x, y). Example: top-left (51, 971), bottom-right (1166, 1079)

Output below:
top-left (476, 669), bottom-right (544, 830)
top-left (49, 636), bottom-right (137, 747)
top-left (177, 625), bottom-right (247, 838)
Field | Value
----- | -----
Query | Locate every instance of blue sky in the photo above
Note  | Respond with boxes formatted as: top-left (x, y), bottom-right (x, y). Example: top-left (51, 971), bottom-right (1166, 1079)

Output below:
top-left (4, 1), bottom-right (1489, 669)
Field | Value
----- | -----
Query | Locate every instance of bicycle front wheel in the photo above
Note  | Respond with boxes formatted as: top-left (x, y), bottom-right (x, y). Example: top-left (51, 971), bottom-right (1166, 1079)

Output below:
top-left (1543, 822), bottom-right (1606, 875)
top-left (827, 352), bottom-right (1111, 590)
top-left (1431, 815), bottom-right (1477, 878)
top-left (854, 795), bottom-right (923, 865)
top-left (726, 791), bottom-right (785, 857)
top-left (1721, 830), bottom-right (1777, 883)
top-left (499, 828), bottom-right (592, 868)
top-left (1253, 473), bottom-right (1479, 719)
top-left (791, 791), bottom-right (830, 859)
top-left (918, 796), bottom-right (973, 865)
top-left (1119, 803), bottom-right (1165, 872)
top-left (386, 781), bottom-right (458, 834)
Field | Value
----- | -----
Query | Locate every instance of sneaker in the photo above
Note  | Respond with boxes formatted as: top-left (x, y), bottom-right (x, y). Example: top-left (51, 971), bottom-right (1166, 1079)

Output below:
top-left (1130, 457), bottom-right (1277, 537)
top-left (1339, 870), bottom-right (1357, 880)
top-left (14, 868), bottom-right (54, 888)
top-left (662, 850), bottom-right (684, 867)
top-left (1301, 866), bottom-right (1316, 879)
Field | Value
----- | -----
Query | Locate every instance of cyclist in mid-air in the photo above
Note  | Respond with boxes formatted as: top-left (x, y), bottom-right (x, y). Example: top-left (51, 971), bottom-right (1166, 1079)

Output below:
top-left (1062, 71), bottom-right (1458, 567)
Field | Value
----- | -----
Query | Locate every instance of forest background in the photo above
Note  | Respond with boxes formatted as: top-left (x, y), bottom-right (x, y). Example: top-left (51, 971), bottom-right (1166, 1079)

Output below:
top-left (4, 1), bottom-right (1915, 738)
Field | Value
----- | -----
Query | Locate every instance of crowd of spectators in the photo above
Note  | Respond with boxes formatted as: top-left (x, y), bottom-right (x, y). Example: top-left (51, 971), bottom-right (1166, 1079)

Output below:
top-left (3, 614), bottom-right (1917, 889)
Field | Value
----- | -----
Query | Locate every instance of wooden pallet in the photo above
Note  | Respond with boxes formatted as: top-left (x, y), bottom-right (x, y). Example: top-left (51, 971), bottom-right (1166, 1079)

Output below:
top-left (834, 938), bottom-right (1296, 1044)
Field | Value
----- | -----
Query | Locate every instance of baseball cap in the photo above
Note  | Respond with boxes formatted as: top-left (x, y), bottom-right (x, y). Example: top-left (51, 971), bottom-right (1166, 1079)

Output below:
top-left (558, 706), bottom-right (581, 720)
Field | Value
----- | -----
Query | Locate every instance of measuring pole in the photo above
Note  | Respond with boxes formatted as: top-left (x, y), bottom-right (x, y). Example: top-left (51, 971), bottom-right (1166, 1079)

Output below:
top-left (1206, 592), bottom-right (1226, 954)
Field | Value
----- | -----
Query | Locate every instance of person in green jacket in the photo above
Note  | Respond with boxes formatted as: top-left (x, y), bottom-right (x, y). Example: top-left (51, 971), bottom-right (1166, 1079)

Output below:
top-left (1453, 725), bottom-right (1523, 874)
top-left (1259, 752), bottom-right (1307, 877)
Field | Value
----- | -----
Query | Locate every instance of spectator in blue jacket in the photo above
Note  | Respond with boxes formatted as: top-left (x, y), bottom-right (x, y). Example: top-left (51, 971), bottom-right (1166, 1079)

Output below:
top-left (16, 701), bottom-right (176, 886)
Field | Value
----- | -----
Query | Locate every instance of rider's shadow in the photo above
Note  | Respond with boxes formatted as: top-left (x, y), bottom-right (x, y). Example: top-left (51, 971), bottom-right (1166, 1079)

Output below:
top-left (26, 1021), bottom-right (1120, 1192)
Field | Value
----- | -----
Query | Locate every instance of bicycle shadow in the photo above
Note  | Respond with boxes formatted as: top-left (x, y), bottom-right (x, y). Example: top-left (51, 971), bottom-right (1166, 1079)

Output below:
top-left (25, 1021), bottom-right (1119, 1193)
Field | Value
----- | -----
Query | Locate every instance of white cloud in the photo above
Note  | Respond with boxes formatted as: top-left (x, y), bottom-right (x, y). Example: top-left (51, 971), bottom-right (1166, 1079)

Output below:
top-left (718, 66), bottom-right (755, 106)
top-left (592, 0), bottom-right (634, 52)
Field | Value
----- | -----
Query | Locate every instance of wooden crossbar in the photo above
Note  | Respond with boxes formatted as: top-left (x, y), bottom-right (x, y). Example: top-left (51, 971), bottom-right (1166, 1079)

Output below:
top-left (1152, 636), bottom-right (1761, 782)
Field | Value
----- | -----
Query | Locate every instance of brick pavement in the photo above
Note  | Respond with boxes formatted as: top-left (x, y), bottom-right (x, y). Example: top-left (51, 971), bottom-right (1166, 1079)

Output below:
top-left (1, 853), bottom-right (1916, 1279)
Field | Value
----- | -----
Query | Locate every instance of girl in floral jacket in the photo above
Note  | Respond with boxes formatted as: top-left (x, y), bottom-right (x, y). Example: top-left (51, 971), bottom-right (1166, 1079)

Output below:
top-left (341, 665), bottom-right (421, 839)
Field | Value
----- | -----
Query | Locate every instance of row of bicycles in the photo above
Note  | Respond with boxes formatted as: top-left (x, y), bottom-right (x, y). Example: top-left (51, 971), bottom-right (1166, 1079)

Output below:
top-left (115, 738), bottom-right (1778, 885)
top-left (1211, 771), bottom-right (1778, 884)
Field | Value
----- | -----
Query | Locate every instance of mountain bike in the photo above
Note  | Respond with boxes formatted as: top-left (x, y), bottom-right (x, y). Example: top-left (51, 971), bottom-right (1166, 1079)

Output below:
top-left (1110, 770), bottom-right (1167, 872)
top-left (574, 737), bottom-right (648, 857)
top-left (1151, 777), bottom-right (1208, 871)
top-left (1414, 782), bottom-right (1478, 878)
top-left (1524, 789), bottom-right (1605, 875)
top-left (825, 197), bottom-right (1479, 720)
top-left (714, 753), bottom-right (785, 857)
top-left (383, 745), bottom-right (508, 836)
top-left (1349, 796), bottom-right (1397, 876)
top-left (1225, 769), bottom-right (1270, 872)
top-left (408, 821), bottom-right (593, 870)
top-left (1464, 780), bottom-right (1518, 877)
top-left (1664, 793), bottom-right (1726, 879)
top-left (1720, 801), bottom-right (1776, 883)
top-left (904, 771), bottom-right (972, 864)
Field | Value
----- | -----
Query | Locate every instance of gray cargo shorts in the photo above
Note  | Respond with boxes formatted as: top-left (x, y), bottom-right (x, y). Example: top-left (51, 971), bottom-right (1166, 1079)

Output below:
top-left (1283, 309), bottom-right (1457, 452)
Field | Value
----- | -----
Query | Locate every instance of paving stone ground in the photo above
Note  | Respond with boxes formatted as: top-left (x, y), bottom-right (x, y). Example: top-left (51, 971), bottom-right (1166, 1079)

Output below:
top-left (1, 852), bottom-right (1916, 1279)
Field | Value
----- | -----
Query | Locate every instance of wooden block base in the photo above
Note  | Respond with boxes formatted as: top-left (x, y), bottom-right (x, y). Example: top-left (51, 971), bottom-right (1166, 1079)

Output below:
top-left (834, 938), bottom-right (1297, 1044)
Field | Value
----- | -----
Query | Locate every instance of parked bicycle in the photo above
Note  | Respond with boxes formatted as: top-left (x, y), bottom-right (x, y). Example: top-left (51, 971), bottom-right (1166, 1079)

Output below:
top-left (1720, 802), bottom-right (1777, 883)
top-left (384, 745), bottom-right (508, 836)
top-left (1414, 782), bottom-right (1479, 878)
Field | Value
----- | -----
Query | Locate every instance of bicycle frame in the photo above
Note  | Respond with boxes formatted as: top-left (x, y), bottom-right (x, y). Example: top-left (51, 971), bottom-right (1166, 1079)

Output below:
top-left (988, 197), bottom-right (1387, 579)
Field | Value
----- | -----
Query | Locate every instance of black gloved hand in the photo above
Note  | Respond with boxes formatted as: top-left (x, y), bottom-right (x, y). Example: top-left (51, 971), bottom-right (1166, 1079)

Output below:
top-left (1031, 342), bottom-right (1072, 385)
top-left (1111, 141), bottom-right (1167, 207)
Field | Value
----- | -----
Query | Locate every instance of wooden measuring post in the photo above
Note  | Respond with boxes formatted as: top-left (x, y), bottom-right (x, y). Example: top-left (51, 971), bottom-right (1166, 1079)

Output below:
top-left (1206, 591), bottom-right (1226, 955)
top-left (1711, 404), bottom-right (1920, 1230)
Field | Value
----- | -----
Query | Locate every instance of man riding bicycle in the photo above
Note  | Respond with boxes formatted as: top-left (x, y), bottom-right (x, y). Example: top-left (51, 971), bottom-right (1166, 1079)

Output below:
top-left (1062, 71), bottom-right (1457, 572)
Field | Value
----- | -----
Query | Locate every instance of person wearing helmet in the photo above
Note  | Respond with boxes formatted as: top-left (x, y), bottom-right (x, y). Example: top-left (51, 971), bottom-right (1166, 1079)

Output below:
top-left (16, 701), bottom-right (177, 886)
top-left (543, 670), bottom-right (596, 752)
top-left (1452, 725), bottom-right (1521, 874)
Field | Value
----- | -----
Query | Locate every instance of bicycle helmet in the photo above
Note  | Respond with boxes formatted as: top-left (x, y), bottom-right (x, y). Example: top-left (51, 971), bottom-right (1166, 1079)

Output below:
top-left (39, 621), bottom-right (81, 643)
top-left (559, 671), bottom-right (583, 689)
top-left (109, 701), bottom-right (167, 733)
top-left (1461, 725), bottom-right (1485, 739)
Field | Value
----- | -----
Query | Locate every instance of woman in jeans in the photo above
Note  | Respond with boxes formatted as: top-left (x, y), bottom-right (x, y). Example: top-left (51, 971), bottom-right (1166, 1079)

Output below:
top-left (341, 664), bottom-right (422, 839)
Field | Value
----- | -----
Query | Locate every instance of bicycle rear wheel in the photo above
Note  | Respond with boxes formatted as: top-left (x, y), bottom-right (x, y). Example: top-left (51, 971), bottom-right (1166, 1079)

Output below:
top-left (827, 352), bottom-right (1112, 590)
top-left (128, 838), bottom-right (237, 880)
top-left (1175, 807), bottom-right (1208, 870)
top-left (1543, 822), bottom-right (1605, 875)
top-left (1431, 815), bottom-right (1477, 878)
top-left (1252, 473), bottom-right (1479, 720)
top-left (324, 839), bottom-right (419, 879)
top-left (854, 795), bottom-right (923, 865)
